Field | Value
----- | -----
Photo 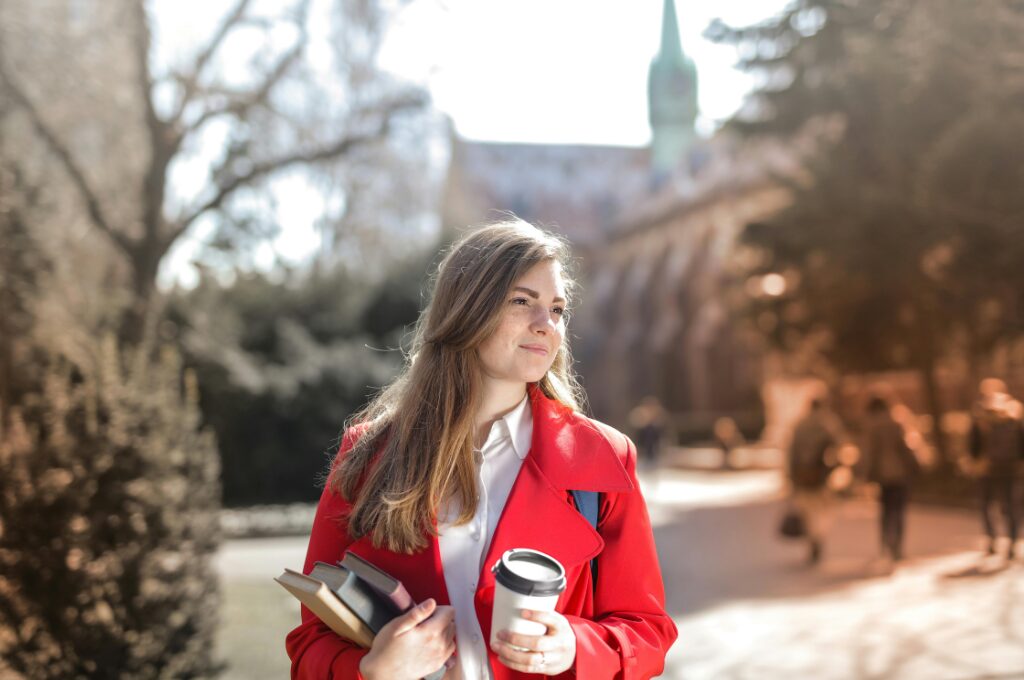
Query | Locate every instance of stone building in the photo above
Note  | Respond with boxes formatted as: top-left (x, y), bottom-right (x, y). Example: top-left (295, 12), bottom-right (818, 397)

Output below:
top-left (577, 142), bottom-right (794, 437)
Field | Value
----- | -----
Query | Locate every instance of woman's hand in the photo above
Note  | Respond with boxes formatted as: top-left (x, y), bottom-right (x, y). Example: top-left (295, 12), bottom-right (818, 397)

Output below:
top-left (490, 609), bottom-right (576, 676)
top-left (359, 599), bottom-right (456, 680)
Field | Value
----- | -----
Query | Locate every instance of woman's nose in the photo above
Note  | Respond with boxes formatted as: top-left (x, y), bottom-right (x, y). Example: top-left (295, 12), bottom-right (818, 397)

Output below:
top-left (530, 307), bottom-right (555, 332)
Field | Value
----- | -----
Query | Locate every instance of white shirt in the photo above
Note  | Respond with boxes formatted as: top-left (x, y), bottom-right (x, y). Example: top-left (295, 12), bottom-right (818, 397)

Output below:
top-left (438, 393), bottom-right (533, 680)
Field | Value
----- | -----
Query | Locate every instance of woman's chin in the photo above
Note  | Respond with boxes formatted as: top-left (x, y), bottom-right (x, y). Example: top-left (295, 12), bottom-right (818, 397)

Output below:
top-left (524, 369), bottom-right (551, 383)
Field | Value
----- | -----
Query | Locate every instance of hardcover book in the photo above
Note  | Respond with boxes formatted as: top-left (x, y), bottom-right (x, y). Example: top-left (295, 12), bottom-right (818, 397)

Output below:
top-left (274, 568), bottom-right (375, 648)
top-left (341, 551), bottom-right (416, 612)
top-left (277, 556), bottom-right (446, 680)
top-left (310, 561), bottom-right (401, 633)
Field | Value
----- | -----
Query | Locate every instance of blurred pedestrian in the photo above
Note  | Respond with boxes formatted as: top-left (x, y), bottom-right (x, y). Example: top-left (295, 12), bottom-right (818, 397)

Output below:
top-left (968, 378), bottom-right (1024, 559)
top-left (786, 397), bottom-right (838, 565)
top-left (862, 396), bottom-right (919, 562)
top-left (713, 416), bottom-right (744, 470)
top-left (629, 395), bottom-right (666, 468)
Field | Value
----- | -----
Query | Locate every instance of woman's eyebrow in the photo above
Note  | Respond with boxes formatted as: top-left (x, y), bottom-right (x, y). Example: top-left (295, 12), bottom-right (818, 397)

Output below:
top-left (513, 286), bottom-right (566, 304)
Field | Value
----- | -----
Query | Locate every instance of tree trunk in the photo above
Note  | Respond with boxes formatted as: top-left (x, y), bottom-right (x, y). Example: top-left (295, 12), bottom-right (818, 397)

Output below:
top-left (918, 356), bottom-right (949, 467)
top-left (118, 242), bottom-right (162, 349)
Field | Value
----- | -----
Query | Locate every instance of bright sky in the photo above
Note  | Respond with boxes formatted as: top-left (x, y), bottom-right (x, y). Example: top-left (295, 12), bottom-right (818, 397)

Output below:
top-left (156, 0), bottom-right (790, 288)
top-left (380, 0), bottom-right (790, 145)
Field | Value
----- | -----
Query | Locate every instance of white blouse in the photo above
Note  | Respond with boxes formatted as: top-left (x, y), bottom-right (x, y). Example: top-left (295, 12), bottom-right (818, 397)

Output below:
top-left (437, 394), bottom-right (533, 680)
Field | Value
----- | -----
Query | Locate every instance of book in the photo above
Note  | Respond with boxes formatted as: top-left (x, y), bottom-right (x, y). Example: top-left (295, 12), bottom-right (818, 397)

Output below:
top-left (310, 561), bottom-right (400, 633)
top-left (341, 551), bottom-right (416, 613)
top-left (274, 568), bottom-right (375, 648)
top-left (278, 558), bottom-right (446, 680)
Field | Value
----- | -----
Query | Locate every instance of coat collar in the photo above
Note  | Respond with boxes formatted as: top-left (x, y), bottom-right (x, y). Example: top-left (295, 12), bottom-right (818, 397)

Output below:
top-left (522, 383), bottom-right (634, 493)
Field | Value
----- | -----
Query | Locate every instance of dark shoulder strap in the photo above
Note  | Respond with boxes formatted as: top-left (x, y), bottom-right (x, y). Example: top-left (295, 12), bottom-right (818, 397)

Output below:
top-left (570, 490), bottom-right (600, 588)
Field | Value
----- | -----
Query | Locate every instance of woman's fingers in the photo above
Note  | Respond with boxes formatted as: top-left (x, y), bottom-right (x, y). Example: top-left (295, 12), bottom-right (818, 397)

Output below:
top-left (490, 642), bottom-right (549, 674)
top-left (495, 630), bottom-right (555, 653)
top-left (420, 605), bottom-right (456, 636)
top-left (390, 598), bottom-right (437, 636)
top-left (521, 608), bottom-right (563, 631)
top-left (492, 610), bottom-right (575, 675)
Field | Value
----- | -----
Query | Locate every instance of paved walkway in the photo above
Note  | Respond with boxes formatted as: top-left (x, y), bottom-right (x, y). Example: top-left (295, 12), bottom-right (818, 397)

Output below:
top-left (643, 469), bottom-right (1024, 680)
top-left (215, 469), bottom-right (1024, 679)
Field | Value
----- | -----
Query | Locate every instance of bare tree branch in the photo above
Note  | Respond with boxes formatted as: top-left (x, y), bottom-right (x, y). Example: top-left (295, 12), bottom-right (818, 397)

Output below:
top-left (0, 59), bottom-right (134, 257)
top-left (171, 0), bottom-right (254, 124)
top-left (132, 0), bottom-right (173, 243)
top-left (132, 2), bottom-right (161, 141)
top-left (183, 36), bottom-right (306, 136)
top-left (170, 95), bottom-right (425, 244)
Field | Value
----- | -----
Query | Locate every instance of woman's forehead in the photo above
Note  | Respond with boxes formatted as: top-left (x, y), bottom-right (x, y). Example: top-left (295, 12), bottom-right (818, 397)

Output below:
top-left (513, 261), bottom-right (568, 297)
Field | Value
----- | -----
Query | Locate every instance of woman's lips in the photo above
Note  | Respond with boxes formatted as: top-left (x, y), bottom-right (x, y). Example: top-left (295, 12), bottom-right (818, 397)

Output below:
top-left (519, 344), bottom-right (549, 356)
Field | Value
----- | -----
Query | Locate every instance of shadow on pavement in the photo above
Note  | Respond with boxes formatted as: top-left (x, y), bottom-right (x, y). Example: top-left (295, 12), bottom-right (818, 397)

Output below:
top-left (940, 558), bottom-right (1013, 580)
top-left (652, 494), bottom-right (986, 619)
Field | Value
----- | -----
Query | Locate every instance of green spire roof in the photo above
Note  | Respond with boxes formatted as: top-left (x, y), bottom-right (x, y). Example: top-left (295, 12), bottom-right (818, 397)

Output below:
top-left (658, 0), bottom-right (685, 65)
top-left (648, 0), bottom-right (699, 174)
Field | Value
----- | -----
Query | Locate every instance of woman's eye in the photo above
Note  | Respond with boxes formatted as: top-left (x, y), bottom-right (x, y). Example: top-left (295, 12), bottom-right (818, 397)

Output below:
top-left (509, 297), bottom-right (566, 316)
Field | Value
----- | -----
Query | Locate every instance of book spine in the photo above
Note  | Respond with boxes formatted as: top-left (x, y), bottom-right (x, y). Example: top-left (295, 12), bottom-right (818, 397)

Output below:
top-left (337, 571), bottom-right (396, 633)
top-left (341, 554), bottom-right (415, 612)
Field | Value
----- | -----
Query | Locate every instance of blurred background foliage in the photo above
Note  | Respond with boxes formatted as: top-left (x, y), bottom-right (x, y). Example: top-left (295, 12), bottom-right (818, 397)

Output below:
top-left (1, 166), bottom-right (221, 677)
top-left (164, 251), bottom-right (431, 506)
top-left (711, 0), bottom-right (1024, 461)
top-left (0, 0), bottom-right (439, 675)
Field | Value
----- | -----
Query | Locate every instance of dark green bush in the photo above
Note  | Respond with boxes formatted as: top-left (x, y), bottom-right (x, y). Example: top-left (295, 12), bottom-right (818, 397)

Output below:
top-left (167, 256), bottom-right (431, 506)
top-left (0, 342), bottom-right (222, 679)
top-left (0, 177), bottom-right (222, 679)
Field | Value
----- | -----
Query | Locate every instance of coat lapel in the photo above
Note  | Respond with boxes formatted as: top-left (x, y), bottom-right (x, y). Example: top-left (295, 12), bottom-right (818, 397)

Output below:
top-left (473, 384), bottom-right (633, 642)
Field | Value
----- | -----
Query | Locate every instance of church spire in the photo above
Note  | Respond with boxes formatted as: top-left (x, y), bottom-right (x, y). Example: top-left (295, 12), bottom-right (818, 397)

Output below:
top-left (658, 0), bottom-right (684, 64)
top-left (648, 0), bottom-right (698, 177)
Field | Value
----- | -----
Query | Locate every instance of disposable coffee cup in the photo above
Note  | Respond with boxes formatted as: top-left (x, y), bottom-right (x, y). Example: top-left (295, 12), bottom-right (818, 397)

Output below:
top-left (490, 548), bottom-right (566, 648)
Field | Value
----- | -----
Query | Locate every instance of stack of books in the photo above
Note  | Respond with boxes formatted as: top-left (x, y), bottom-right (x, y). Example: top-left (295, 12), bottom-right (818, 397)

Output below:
top-left (275, 551), bottom-right (416, 648)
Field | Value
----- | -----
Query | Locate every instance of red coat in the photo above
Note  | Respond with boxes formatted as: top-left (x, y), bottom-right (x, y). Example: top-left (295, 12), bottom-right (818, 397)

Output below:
top-left (286, 385), bottom-right (677, 679)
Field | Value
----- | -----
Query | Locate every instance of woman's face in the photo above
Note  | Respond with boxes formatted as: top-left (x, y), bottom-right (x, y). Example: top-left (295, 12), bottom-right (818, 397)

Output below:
top-left (477, 259), bottom-right (567, 387)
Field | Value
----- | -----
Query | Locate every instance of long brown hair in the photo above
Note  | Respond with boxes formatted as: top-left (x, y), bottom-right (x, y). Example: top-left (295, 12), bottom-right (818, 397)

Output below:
top-left (329, 219), bottom-right (584, 553)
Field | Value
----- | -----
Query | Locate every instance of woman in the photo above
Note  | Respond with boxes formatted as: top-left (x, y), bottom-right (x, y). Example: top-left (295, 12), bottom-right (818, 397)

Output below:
top-left (862, 396), bottom-right (919, 562)
top-left (286, 220), bottom-right (677, 679)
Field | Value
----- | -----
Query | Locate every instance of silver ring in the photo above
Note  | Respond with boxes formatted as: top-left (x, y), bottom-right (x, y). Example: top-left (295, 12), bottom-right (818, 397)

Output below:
top-left (538, 651), bottom-right (546, 667)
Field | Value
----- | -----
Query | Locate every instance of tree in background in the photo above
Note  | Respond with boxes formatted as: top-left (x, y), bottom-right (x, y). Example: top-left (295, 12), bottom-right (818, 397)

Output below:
top-left (709, 0), bottom-right (1024, 458)
top-left (0, 160), bottom-right (221, 677)
top-left (165, 252), bottom-right (430, 505)
top-left (0, 0), bottom-right (431, 345)
top-left (0, 0), bottom-right (437, 674)
top-left (0, 164), bottom-right (47, 426)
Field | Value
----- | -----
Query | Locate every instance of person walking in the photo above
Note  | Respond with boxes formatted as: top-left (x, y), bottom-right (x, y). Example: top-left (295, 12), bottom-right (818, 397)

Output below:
top-left (629, 395), bottom-right (666, 469)
top-left (286, 220), bottom-right (677, 679)
top-left (861, 396), bottom-right (919, 563)
top-left (713, 416), bottom-right (744, 470)
top-left (968, 378), bottom-right (1024, 559)
top-left (786, 397), bottom-right (838, 565)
